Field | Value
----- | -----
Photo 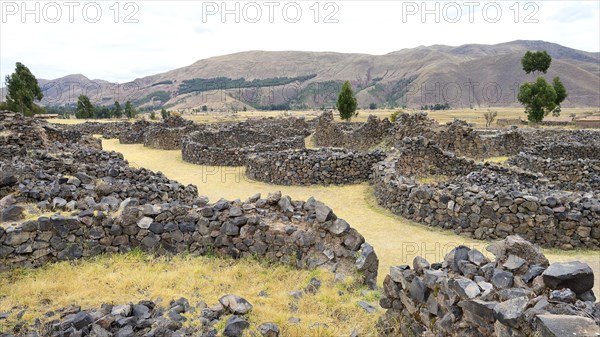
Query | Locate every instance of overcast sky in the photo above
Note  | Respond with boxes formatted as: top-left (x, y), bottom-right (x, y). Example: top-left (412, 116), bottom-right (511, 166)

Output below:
top-left (1, 0), bottom-right (599, 83)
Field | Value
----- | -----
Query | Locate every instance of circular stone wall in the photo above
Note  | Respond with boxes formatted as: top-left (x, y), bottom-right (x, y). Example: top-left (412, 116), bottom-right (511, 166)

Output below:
top-left (246, 149), bottom-right (385, 185)
top-left (182, 127), bottom-right (305, 166)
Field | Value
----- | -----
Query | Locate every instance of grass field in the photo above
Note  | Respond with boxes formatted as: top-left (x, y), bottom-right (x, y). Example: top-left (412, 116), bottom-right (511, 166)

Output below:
top-left (0, 253), bottom-right (379, 336)
top-left (49, 106), bottom-right (599, 128)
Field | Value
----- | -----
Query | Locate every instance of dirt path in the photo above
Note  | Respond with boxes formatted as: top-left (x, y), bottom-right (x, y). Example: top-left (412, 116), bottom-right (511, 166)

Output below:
top-left (103, 139), bottom-right (600, 293)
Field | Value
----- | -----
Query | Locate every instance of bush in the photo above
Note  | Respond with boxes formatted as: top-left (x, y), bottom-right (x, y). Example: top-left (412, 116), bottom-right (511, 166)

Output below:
top-left (390, 110), bottom-right (403, 123)
top-left (483, 110), bottom-right (498, 127)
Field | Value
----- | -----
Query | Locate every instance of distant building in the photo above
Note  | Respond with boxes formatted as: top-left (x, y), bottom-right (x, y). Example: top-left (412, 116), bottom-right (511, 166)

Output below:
top-left (574, 115), bottom-right (600, 129)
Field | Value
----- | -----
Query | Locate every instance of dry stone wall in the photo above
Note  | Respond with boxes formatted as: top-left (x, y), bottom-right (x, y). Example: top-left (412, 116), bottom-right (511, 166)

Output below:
top-left (524, 142), bottom-right (600, 161)
top-left (182, 124), bottom-right (306, 166)
top-left (508, 153), bottom-right (600, 192)
top-left (377, 235), bottom-right (600, 336)
top-left (143, 125), bottom-right (200, 150)
top-left (391, 112), bottom-right (486, 158)
top-left (372, 138), bottom-right (600, 249)
top-left (246, 149), bottom-right (385, 185)
top-left (1, 112), bottom-right (378, 289)
top-left (313, 111), bottom-right (392, 151)
top-left (0, 191), bottom-right (378, 288)
top-left (0, 112), bottom-right (101, 157)
top-left (119, 120), bottom-right (153, 144)
top-left (142, 116), bottom-right (201, 150)
top-left (68, 121), bottom-right (133, 140)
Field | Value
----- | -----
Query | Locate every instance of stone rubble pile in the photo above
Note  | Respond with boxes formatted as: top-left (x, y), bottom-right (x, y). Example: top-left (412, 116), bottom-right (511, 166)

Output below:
top-left (377, 235), bottom-right (600, 336)
top-left (1, 294), bottom-right (282, 337)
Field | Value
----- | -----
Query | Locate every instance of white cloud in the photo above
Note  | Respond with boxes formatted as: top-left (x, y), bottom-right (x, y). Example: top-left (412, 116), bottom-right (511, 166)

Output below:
top-left (1, 0), bottom-right (598, 83)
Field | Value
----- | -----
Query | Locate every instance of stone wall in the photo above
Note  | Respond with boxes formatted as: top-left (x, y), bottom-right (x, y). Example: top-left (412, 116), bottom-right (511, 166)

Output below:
top-left (144, 116), bottom-right (202, 150)
top-left (377, 235), bottom-right (600, 336)
top-left (393, 137), bottom-right (538, 183)
top-left (477, 128), bottom-right (525, 157)
top-left (524, 143), bottom-right (600, 161)
top-left (182, 137), bottom-right (305, 166)
top-left (69, 121), bottom-right (134, 139)
top-left (119, 120), bottom-right (153, 144)
top-left (244, 116), bottom-right (312, 139)
top-left (143, 125), bottom-right (200, 150)
top-left (1, 113), bottom-right (378, 289)
top-left (142, 116), bottom-right (200, 150)
top-left (496, 118), bottom-right (527, 127)
top-left (575, 119), bottom-right (600, 129)
top-left (521, 128), bottom-right (600, 144)
top-left (391, 112), bottom-right (486, 158)
top-left (0, 112), bottom-right (101, 157)
top-left (181, 124), bottom-right (306, 166)
top-left (372, 138), bottom-right (600, 249)
top-left (0, 192), bottom-right (378, 288)
top-left (1, 149), bottom-right (198, 207)
top-left (246, 149), bottom-right (386, 186)
top-left (0, 112), bottom-right (48, 159)
top-left (313, 111), bottom-right (392, 151)
top-left (508, 153), bottom-right (600, 191)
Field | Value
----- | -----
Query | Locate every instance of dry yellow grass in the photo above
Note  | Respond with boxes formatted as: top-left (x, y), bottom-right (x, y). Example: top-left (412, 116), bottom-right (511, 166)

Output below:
top-left (0, 253), bottom-right (380, 336)
top-left (416, 175), bottom-right (450, 185)
top-left (48, 107), bottom-right (599, 128)
top-left (481, 156), bottom-right (511, 165)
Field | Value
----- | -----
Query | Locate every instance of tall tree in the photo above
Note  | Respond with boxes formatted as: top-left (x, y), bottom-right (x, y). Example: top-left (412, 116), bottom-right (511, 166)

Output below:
top-left (113, 101), bottom-right (123, 119)
top-left (161, 108), bottom-right (170, 119)
top-left (518, 51), bottom-right (567, 123)
top-left (75, 95), bottom-right (95, 119)
top-left (124, 100), bottom-right (136, 119)
top-left (552, 76), bottom-right (567, 107)
top-left (4, 62), bottom-right (44, 116)
top-left (337, 81), bottom-right (358, 121)
top-left (521, 51), bottom-right (552, 74)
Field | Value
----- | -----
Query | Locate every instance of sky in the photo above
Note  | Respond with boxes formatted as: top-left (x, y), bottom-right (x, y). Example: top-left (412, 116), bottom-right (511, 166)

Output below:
top-left (1, 0), bottom-right (599, 83)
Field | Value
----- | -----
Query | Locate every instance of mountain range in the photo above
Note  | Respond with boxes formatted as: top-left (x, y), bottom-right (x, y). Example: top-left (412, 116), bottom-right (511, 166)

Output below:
top-left (2, 40), bottom-right (599, 110)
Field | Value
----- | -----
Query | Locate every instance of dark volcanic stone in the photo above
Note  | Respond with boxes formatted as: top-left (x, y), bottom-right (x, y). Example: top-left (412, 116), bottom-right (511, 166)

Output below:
top-left (542, 261), bottom-right (594, 294)
top-left (223, 315), bottom-right (250, 337)
top-left (491, 269), bottom-right (514, 289)
top-left (522, 265), bottom-right (546, 283)
top-left (493, 296), bottom-right (528, 328)
top-left (258, 322), bottom-right (280, 337)
top-left (71, 311), bottom-right (93, 330)
top-left (1, 205), bottom-right (25, 222)
top-left (536, 314), bottom-right (600, 337)
top-left (445, 245), bottom-right (471, 273)
top-left (449, 278), bottom-right (480, 299)
top-left (549, 288), bottom-right (577, 303)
